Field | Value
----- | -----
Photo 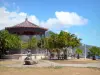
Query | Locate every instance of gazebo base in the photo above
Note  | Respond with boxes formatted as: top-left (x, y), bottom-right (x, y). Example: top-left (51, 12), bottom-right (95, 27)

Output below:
top-left (18, 54), bottom-right (47, 61)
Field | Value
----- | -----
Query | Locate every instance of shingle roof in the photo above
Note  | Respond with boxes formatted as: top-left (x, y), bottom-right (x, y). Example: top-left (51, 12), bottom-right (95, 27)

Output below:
top-left (5, 18), bottom-right (48, 35)
top-left (13, 18), bottom-right (39, 28)
top-left (6, 18), bottom-right (47, 30)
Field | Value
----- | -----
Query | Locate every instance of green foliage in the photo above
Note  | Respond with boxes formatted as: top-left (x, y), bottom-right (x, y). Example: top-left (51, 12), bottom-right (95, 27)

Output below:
top-left (0, 30), bottom-right (21, 56)
top-left (57, 31), bottom-right (69, 48)
top-left (42, 30), bottom-right (81, 59)
top-left (43, 32), bottom-right (58, 49)
top-left (0, 30), bottom-right (21, 49)
top-left (7, 34), bottom-right (21, 49)
top-left (76, 48), bottom-right (83, 54)
top-left (75, 48), bottom-right (83, 59)
top-left (89, 46), bottom-right (100, 56)
top-left (44, 37), bottom-right (49, 49)
top-left (21, 42), bottom-right (28, 49)
top-left (37, 38), bottom-right (45, 48)
top-left (58, 30), bottom-right (81, 49)
top-left (28, 37), bottom-right (37, 49)
top-left (69, 34), bottom-right (81, 48)
top-left (43, 30), bottom-right (81, 51)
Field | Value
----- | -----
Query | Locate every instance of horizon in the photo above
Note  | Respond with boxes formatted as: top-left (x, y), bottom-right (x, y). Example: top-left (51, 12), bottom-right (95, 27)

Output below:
top-left (0, 0), bottom-right (100, 47)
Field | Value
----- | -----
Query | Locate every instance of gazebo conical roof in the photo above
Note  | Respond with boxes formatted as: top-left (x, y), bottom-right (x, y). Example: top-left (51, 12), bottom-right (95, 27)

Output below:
top-left (5, 18), bottom-right (48, 35)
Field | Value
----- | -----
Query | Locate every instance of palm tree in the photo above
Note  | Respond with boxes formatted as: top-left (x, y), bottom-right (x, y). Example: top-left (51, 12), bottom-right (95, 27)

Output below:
top-left (75, 48), bottom-right (83, 59)
top-left (89, 46), bottom-right (100, 60)
top-left (57, 31), bottom-right (81, 60)
top-left (43, 30), bottom-right (81, 60)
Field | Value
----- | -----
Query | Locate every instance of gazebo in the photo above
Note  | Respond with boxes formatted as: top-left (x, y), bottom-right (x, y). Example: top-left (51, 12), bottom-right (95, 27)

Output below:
top-left (5, 18), bottom-right (48, 60)
top-left (5, 18), bottom-right (48, 37)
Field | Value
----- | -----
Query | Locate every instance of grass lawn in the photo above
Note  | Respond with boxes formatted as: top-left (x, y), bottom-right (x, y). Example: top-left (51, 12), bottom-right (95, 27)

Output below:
top-left (0, 66), bottom-right (100, 75)
top-left (51, 59), bottom-right (100, 64)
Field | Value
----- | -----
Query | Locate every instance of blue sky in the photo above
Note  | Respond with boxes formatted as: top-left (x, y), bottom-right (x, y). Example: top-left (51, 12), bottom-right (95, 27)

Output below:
top-left (0, 0), bottom-right (100, 47)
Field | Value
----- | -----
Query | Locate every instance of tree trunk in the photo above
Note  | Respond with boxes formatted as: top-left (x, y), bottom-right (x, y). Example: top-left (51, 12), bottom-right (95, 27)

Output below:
top-left (57, 50), bottom-right (60, 60)
top-left (49, 50), bottom-right (52, 60)
top-left (0, 51), bottom-right (2, 59)
top-left (92, 56), bottom-right (96, 60)
top-left (57, 54), bottom-right (60, 60)
top-left (77, 54), bottom-right (80, 59)
top-left (64, 49), bottom-right (68, 60)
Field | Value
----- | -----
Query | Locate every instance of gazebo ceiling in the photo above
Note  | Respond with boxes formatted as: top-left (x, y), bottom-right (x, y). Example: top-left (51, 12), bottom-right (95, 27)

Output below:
top-left (5, 18), bottom-right (48, 35)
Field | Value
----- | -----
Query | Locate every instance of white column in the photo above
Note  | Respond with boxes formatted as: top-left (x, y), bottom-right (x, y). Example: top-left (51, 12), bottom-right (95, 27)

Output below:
top-left (84, 44), bottom-right (87, 59)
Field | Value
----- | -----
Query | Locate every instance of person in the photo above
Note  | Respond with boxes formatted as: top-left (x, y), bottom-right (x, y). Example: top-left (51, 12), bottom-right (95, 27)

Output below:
top-left (27, 49), bottom-right (32, 57)
top-left (24, 49), bottom-right (32, 60)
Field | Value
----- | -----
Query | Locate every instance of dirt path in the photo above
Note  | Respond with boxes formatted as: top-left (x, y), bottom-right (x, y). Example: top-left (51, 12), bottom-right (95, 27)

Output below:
top-left (0, 67), bottom-right (100, 75)
top-left (1, 59), bottom-right (100, 68)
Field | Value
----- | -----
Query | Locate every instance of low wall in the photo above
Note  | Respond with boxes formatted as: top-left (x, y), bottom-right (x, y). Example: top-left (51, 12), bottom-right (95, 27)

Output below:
top-left (18, 54), bottom-right (47, 60)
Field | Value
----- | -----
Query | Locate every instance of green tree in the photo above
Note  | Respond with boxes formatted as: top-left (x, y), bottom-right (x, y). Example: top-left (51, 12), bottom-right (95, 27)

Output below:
top-left (42, 30), bottom-right (81, 60)
top-left (57, 31), bottom-right (81, 59)
top-left (43, 37), bottom-right (50, 49)
top-left (57, 31), bottom-right (70, 59)
top-left (75, 48), bottom-right (83, 59)
top-left (89, 46), bottom-right (100, 60)
top-left (46, 32), bottom-right (59, 59)
top-left (0, 30), bottom-right (21, 58)
top-left (21, 42), bottom-right (28, 49)
top-left (28, 37), bottom-right (38, 49)
top-left (69, 34), bottom-right (81, 48)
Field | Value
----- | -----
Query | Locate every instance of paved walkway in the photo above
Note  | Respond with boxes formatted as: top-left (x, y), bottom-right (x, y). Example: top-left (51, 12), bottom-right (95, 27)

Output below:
top-left (42, 60), bottom-right (100, 68)
top-left (1, 60), bottom-right (100, 68)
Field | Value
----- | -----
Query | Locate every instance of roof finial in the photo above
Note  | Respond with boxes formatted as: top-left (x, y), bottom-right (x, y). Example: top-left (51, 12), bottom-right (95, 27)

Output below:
top-left (25, 17), bottom-right (28, 21)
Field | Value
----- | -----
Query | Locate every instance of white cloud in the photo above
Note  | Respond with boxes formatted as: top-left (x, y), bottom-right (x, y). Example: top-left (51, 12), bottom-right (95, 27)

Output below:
top-left (55, 11), bottom-right (88, 25)
top-left (0, 7), bottom-right (88, 31)
top-left (0, 7), bottom-right (39, 30)
top-left (28, 15), bottom-right (39, 25)
top-left (19, 12), bottom-right (27, 16)
top-left (40, 18), bottom-right (59, 28)
top-left (40, 11), bottom-right (88, 30)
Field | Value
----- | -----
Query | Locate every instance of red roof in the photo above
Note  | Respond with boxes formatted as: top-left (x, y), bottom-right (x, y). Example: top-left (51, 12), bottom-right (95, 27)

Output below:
top-left (5, 18), bottom-right (48, 35)
top-left (6, 18), bottom-right (48, 30)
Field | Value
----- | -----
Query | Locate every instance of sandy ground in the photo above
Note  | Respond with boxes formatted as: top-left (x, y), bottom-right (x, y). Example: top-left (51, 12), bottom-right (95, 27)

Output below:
top-left (0, 59), bottom-right (21, 65)
top-left (0, 66), bottom-right (100, 75)
top-left (51, 59), bottom-right (100, 64)
top-left (1, 58), bottom-right (99, 65)
top-left (0, 59), bottom-right (100, 75)
top-left (1, 59), bottom-right (100, 68)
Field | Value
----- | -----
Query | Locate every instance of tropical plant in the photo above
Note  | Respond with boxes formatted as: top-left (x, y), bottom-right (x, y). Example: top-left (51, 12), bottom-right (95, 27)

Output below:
top-left (43, 30), bottom-right (81, 60)
top-left (44, 32), bottom-right (59, 59)
top-left (0, 30), bottom-right (21, 58)
top-left (57, 31), bottom-right (81, 59)
top-left (28, 37), bottom-right (38, 49)
top-left (89, 46), bottom-right (100, 60)
top-left (21, 42), bottom-right (28, 49)
top-left (75, 48), bottom-right (83, 59)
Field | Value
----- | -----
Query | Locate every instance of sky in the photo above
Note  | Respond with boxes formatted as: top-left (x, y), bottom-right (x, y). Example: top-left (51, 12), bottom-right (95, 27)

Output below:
top-left (0, 0), bottom-right (100, 47)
